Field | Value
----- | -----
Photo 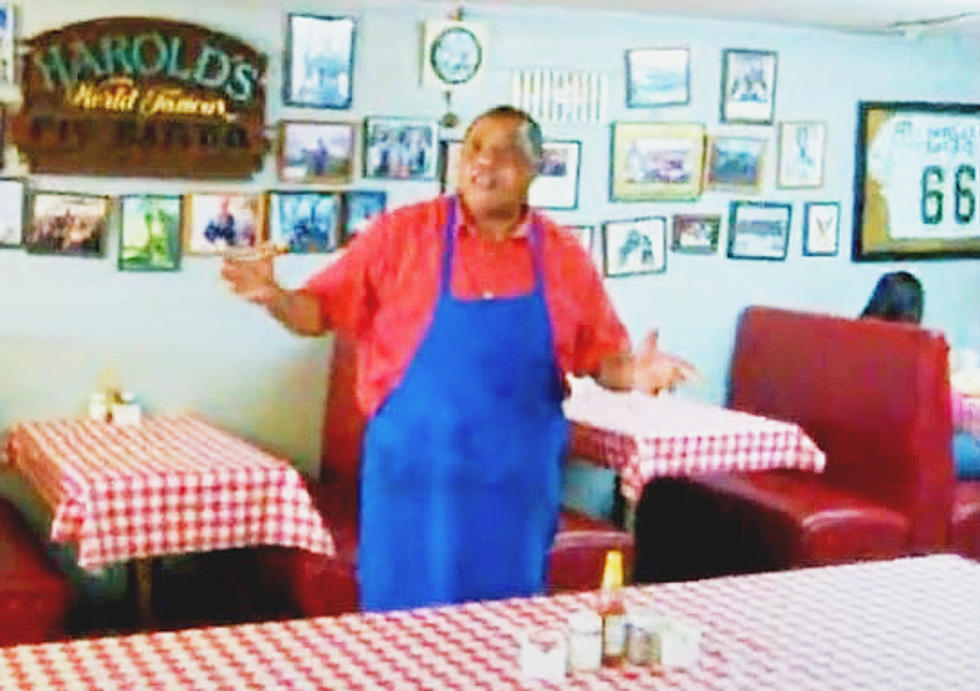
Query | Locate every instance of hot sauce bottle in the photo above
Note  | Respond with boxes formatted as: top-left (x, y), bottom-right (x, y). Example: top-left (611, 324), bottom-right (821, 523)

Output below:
top-left (597, 549), bottom-right (626, 666)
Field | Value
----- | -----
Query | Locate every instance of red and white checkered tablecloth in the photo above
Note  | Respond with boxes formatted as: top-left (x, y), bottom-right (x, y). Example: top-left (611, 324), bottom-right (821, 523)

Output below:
top-left (1, 414), bottom-right (334, 570)
top-left (563, 378), bottom-right (826, 503)
top-left (953, 391), bottom-right (980, 438)
top-left (1, 554), bottom-right (977, 689)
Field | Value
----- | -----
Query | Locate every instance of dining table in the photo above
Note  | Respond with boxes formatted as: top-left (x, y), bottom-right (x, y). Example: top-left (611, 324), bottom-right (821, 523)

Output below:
top-left (1, 553), bottom-right (976, 689)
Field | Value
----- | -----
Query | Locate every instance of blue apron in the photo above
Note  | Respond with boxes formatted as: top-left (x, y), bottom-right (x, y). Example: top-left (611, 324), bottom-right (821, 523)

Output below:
top-left (359, 200), bottom-right (568, 611)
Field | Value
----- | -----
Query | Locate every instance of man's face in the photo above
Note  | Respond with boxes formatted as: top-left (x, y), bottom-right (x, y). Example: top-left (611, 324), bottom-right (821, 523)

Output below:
top-left (457, 115), bottom-right (537, 214)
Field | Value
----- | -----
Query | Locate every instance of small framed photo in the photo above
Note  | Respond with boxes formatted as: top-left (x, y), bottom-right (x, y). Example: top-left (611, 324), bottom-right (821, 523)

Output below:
top-left (603, 217), bottom-right (667, 277)
top-left (568, 224), bottom-right (594, 255)
top-left (269, 191), bottom-right (342, 253)
top-left (703, 136), bottom-right (767, 192)
top-left (342, 190), bottom-right (387, 241)
top-left (364, 117), bottom-right (438, 180)
top-left (0, 178), bottom-right (25, 247)
top-left (26, 192), bottom-right (109, 257)
top-left (727, 201), bottom-right (791, 261)
top-left (0, 4), bottom-right (15, 85)
top-left (284, 14), bottom-right (355, 109)
top-left (279, 121), bottom-right (355, 184)
top-left (440, 139), bottom-right (464, 193)
top-left (803, 201), bottom-right (840, 256)
top-left (777, 121), bottom-right (826, 188)
top-left (671, 214), bottom-right (721, 254)
top-left (720, 49), bottom-right (778, 125)
top-left (625, 47), bottom-right (689, 107)
top-left (529, 140), bottom-right (581, 209)
top-left (610, 122), bottom-right (705, 201)
top-left (119, 195), bottom-right (181, 271)
top-left (184, 193), bottom-right (266, 255)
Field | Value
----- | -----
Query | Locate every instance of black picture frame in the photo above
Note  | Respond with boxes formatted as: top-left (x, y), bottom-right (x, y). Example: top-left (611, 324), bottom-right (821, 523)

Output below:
top-left (720, 49), bottom-right (777, 125)
top-left (283, 14), bottom-right (356, 110)
top-left (268, 190), bottom-right (342, 253)
top-left (602, 216), bottom-right (668, 277)
top-left (439, 138), bottom-right (463, 194)
top-left (726, 200), bottom-right (791, 261)
top-left (342, 190), bottom-right (387, 243)
top-left (363, 116), bottom-right (439, 181)
top-left (671, 214), bottom-right (721, 254)
top-left (25, 191), bottom-right (110, 257)
top-left (802, 201), bottom-right (840, 257)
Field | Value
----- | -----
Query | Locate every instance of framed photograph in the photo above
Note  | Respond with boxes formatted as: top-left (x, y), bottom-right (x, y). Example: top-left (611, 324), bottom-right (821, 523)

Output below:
top-left (672, 214), bottom-right (721, 254)
top-left (727, 201), bottom-right (791, 260)
top-left (568, 224), bottom-right (594, 255)
top-left (854, 101), bottom-right (980, 260)
top-left (720, 49), bottom-right (777, 125)
top-left (610, 122), bottom-right (705, 201)
top-left (0, 4), bottom-right (14, 85)
top-left (184, 193), bottom-right (266, 255)
top-left (364, 117), bottom-right (438, 180)
top-left (284, 14), bottom-right (355, 109)
top-left (279, 121), bottom-right (355, 184)
top-left (778, 121), bottom-right (826, 188)
top-left (602, 216), bottom-right (667, 277)
top-left (529, 140), bottom-right (581, 209)
top-left (26, 192), bottom-right (109, 257)
top-left (119, 195), bottom-right (181, 271)
top-left (703, 136), bottom-right (766, 192)
top-left (269, 191), bottom-right (341, 253)
top-left (0, 178), bottom-right (25, 247)
top-left (625, 47), bottom-right (689, 107)
top-left (440, 139), bottom-right (463, 193)
top-left (342, 190), bottom-right (387, 241)
top-left (803, 201), bottom-right (840, 257)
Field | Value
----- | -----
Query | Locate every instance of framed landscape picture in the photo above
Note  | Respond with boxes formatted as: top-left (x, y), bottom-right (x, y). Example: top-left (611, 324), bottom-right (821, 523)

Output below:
top-left (363, 117), bottom-right (438, 180)
top-left (279, 121), bottom-right (355, 184)
top-left (610, 122), bottom-right (705, 201)
top-left (269, 191), bottom-right (342, 253)
top-left (671, 214), bottom-right (721, 254)
top-left (0, 178), bottom-right (24, 247)
top-left (284, 14), bottom-right (355, 109)
top-left (803, 201), bottom-right (840, 256)
top-left (703, 136), bottom-right (766, 192)
top-left (603, 216), bottom-right (667, 277)
top-left (727, 200), bottom-right (791, 260)
top-left (777, 121), bottom-right (826, 188)
top-left (853, 101), bottom-right (980, 259)
top-left (184, 193), bottom-right (266, 255)
top-left (529, 140), bottom-right (581, 209)
top-left (119, 195), bottom-right (181, 271)
top-left (342, 190), bottom-right (387, 241)
top-left (625, 47), bottom-right (689, 107)
top-left (26, 192), bottom-right (109, 257)
top-left (720, 49), bottom-right (777, 125)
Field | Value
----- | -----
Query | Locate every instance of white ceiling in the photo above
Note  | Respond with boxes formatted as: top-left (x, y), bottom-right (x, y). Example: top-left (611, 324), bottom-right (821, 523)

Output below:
top-left (463, 0), bottom-right (980, 35)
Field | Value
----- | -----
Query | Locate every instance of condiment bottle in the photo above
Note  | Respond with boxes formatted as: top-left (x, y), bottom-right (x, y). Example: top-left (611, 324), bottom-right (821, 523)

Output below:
top-left (597, 549), bottom-right (626, 666)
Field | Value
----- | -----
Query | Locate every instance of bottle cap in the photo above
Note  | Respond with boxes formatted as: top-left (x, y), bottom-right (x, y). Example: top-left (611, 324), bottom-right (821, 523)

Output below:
top-left (601, 550), bottom-right (623, 589)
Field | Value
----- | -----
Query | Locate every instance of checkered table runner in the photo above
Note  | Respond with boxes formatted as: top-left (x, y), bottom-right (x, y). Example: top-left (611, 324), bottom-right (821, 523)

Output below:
top-left (563, 379), bottom-right (826, 503)
top-left (2, 415), bottom-right (334, 569)
top-left (1, 555), bottom-right (977, 689)
top-left (953, 391), bottom-right (980, 438)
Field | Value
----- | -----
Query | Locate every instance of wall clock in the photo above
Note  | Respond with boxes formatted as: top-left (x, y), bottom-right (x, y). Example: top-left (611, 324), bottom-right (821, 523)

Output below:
top-left (421, 20), bottom-right (488, 89)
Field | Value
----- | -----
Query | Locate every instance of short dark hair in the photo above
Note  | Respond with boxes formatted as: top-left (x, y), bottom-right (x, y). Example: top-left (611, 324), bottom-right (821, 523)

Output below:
top-left (860, 271), bottom-right (924, 324)
top-left (465, 105), bottom-right (543, 166)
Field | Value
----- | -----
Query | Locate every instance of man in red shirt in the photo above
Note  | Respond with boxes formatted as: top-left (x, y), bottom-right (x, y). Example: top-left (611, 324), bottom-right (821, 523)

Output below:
top-left (222, 105), bottom-right (694, 611)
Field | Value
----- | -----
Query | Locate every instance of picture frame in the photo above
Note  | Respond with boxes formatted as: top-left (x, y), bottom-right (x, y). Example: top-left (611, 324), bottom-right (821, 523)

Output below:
top-left (269, 191), bottom-right (342, 253)
top-left (119, 195), bottom-right (181, 271)
top-left (777, 121), bottom-right (826, 188)
top-left (183, 193), bottom-right (266, 255)
top-left (25, 192), bottom-right (109, 257)
top-left (440, 139), bottom-right (463, 193)
top-left (342, 190), bottom-right (387, 242)
top-left (853, 101), bottom-right (980, 260)
top-left (727, 201), bottom-right (791, 260)
top-left (625, 47), bottom-right (689, 107)
top-left (802, 201), bottom-right (840, 257)
top-left (720, 49), bottom-right (777, 125)
top-left (610, 122), bottom-right (705, 201)
top-left (279, 121), bottom-right (355, 184)
top-left (363, 117), bottom-right (438, 180)
top-left (602, 216), bottom-right (667, 277)
top-left (0, 4), bottom-right (14, 86)
top-left (284, 14), bottom-right (355, 109)
top-left (0, 178), bottom-right (25, 247)
top-left (529, 140), bottom-right (581, 209)
top-left (703, 136), bottom-right (767, 192)
top-left (671, 214), bottom-right (721, 254)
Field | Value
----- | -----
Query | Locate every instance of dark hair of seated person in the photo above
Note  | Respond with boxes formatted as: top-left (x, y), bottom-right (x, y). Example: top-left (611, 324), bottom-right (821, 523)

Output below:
top-left (859, 271), bottom-right (924, 325)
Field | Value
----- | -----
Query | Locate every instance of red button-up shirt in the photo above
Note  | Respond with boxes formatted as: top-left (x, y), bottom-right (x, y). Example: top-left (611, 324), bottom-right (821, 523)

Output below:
top-left (304, 196), bottom-right (630, 416)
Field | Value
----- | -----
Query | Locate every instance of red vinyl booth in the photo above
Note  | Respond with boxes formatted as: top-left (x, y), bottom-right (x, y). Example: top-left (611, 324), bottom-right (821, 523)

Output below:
top-left (636, 306), bottom-right (979, 582)
top-left (256, 335), bottom-right (634, 616)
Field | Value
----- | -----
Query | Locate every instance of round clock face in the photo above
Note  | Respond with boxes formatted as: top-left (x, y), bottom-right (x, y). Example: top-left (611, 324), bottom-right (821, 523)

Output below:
top-left (430, 27), bottom-right (482, 85)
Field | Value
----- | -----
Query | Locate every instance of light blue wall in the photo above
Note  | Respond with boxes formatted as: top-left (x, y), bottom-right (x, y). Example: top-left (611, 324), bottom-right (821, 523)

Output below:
top-left (4, 0), bottom-right (980, 478)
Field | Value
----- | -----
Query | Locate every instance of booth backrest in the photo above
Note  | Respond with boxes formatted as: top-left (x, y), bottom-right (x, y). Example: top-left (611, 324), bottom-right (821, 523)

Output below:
top-left (728, 306), bottom-right (954, 552)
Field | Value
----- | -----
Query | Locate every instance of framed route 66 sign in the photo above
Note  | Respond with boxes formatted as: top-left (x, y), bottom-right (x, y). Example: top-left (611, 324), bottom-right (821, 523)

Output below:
top-left (421, 19), bottom-right (488, 89)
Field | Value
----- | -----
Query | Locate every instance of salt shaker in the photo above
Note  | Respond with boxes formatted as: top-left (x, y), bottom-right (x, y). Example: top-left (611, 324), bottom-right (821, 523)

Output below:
top-left (567, 610), bottom-right (602, 672)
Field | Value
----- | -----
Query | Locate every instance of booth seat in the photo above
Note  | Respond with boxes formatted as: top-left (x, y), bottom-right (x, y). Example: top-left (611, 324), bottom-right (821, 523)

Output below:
top-left (0, 498), bottom-right (72, 645)
top-left (255, 335), bottom-right (635, 617)
top-left (637, 306), bottom-right (977, 582)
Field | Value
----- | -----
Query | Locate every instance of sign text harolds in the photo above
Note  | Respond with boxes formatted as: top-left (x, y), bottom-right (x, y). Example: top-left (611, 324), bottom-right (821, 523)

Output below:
top-left (12, 17), bottom-right (268, 178)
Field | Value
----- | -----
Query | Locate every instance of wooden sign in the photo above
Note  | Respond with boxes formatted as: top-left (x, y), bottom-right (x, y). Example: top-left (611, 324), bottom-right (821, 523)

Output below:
top-left (11, 17), bottom-right (268, 178)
